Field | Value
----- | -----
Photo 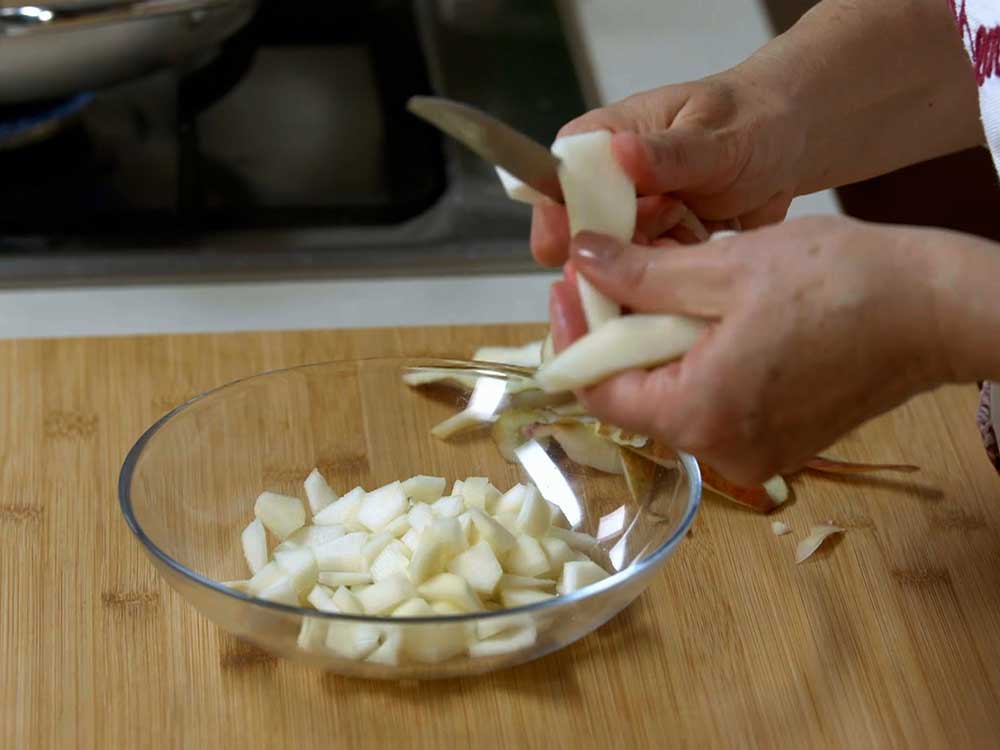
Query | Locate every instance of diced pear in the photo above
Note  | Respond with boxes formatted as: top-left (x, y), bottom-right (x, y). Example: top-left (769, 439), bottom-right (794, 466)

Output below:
top-left (304, 468), bottom-right (338, 515)
top-left (498, 574), bottom-right (557, 592)
top-left (312, 486), bottom-right (365, 530)
top-left (359, 573), bottom-right (416, 615)
top-left (350, 584), bottom-right (371, 596)
top-left (257, 575), bottom-right (299, 606)
top-left (313, 531), bottom-right (368, 573)
top-left (548, 501), bottom-right (571, 529)
top-left (547, 526), bottom-right (599, 553)
top-left (307, 584), bottom-right (338, 611)
top-left (297, 618), bottom-right (328, 652)
top-left (408, 518), bottom-right (465, 585)
top-left (271, 539), bottom-right (299, 557)
top-left (540, 536), bottom-right (575, 578)
top-left (358, 481), bottom-right (408, 532)
top-left (558, 560), bottom-right (610, 595)
top-left (468, 623), bottom-right (537, 657)
top-left (366, 627), bottom-right (403, 666)
top-left (432, 494), bottom-right (465, 518)
top-left (247, 560), bottom-right (285, 595)
top-left (493, 512), bottom-right (520, 536)
top-left (448, 540), bottom-right (503, 597)
top-left (394, 598), bottom-right (467, 663)
top-left (370, 540), bottom-right (411, 582)
top-left (496, 484), bottom-right (527, 515)
top-left (494, 165), bottom-right (545, 204)
top-left (317, 571), bottom-right (372, 588)
top-left (457, 511), bottom-right (475, 543)
top-left (362, 531), bottom-right (395, 565)
top-left (501, 588), bottom-right (555, 608)
top-left (332, 585), bottom-right (364, 614)
top-left (273, 545), bottom-right (318, 597)
top-left (254, 491), bottom-right (306, 540)
top-left (408, 503), bottom-right (434, 533)
top-left (325, 622), bottom-right (381, 660)
top-left (476, 613), bottom-right (533, 641)
top-left (431, 601), bottom-right (465, 615)
top-left (516, 488), bottom-right (551, 538)
top-left (287, 524), bottom-right (346, 550)
top-left (417, 573), bottom-right (483, 612)
top-left (504, 535), bottom-right (550, 578)
top-left (401, 528), bottom-right (422, 553)
top-left (240, 518), bottom-right (268, 575)
top-left (451, 479), bottom-right (464, 496)
top-left (384, 514), bottom-right (411, 538)
top-left (402, 475), bottom-right (446, 503)
top-left (462, 477), bottom-right (500, 512)
top-left (466, 507), bottom-right (516, 555)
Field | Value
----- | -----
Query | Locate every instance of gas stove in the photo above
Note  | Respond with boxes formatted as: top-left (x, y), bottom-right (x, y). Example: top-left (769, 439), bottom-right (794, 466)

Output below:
top-left (0, 1), bottom-right (591, 286)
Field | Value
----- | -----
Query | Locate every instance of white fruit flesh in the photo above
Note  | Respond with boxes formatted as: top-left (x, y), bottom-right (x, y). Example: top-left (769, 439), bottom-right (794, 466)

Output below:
top-left (312, 486), bottom-right (365, 529)
top-left (317, 571), bottom-right (372, 588)
top-left (307, 584), bottom-right (338, 612)
top-left (358, 572), bottom-right (416, 615)
top-left (501, 588), bottom-right (555, 608)
top-left (448, 541), bottom-right (503, 597)
top-left (297, 618), bottom-right (328, 652)
top-left (254, 492), bottom-right (306, 540)
top-left (247, 560), bottom-right (284, 595)
top-left (384, 515), bottom-right (411, 538)
top-left (304, 468), bottom-right (338, 515)
top-left (462, 476), bottom-right (499, 511)
top-left (472, 340), bottom-right (544, 368)
top-left (369, 540), bottom-right (411, 582)
top-left (540, 537), bottom-right (576, 578)
top-left (401, 528), bottom-right (421, 553)
top-left (504, 535), bottom-right (550, 578)
top-left (498, 574), bottom-right (556, 592)
top-left (408, 503), bottom-right (434, 532)
top-left (358, 481), bottom-right (408, 532)
top-left (287, 524), bottom-right (346, 550)
top-left (547, 526), bottom-right (598, 553)
top-left (417, 573), bottom-right (483, 612)
top-left (516, 488), bottom-right (551, 538)
top-left (551, 131), bottom-right (635, 330)
top-left (241, 518), bottom-right (268, 574)
top-left (332, 586), bottom-right (364, 614)
top-left (313, 531), bottom-right (368, 573)
top-left (496, 484), bottom-right (526, 515)
top-left (273, 545), bottom-right (318, 597)
top-left (558, 560), bottom-right (610, 595)
top-left (469, 623), bottom-right (538, 657)
top-left (394, 598), bottom-right (467, 663)
top-left (466, 507), bottom-right (516, 555)
top-left (432, 494), bottom-right (465, 518)
top-left (361, 531), bottom-right (395, 565)
top-left (257, 575), bottom-right (299, 606)
top-left (401, 475), bottom-right (447, 503)
top-left (325, 622), bottom-right (381, 660)
top-left (366, 627), bottom-right (402, 666)
top-left (494, 166), bottom-right (545, 205)
top-left (535, 314), bottom-right (707, 393)
top-left (408, 517), bottom-right (464, 584)
top-left (476, 612), bottom-right (533, 641)
top-left (764, 475), bottom-right (790, 504)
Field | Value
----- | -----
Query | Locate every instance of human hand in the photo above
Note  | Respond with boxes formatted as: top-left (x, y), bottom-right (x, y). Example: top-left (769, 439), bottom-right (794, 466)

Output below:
top-left (549, 216), bottom-right (955, 485)
top-left (531, 66), bottom-right (807, 267)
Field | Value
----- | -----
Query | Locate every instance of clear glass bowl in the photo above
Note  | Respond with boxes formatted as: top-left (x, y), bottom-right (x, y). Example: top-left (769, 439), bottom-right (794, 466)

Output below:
top-left (118, 357), bottom-right (701, 679)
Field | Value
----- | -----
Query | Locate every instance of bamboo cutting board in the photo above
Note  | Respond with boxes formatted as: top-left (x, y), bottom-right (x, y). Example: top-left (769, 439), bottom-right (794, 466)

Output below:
top-left (3, 323), bottom-right (1000, 749)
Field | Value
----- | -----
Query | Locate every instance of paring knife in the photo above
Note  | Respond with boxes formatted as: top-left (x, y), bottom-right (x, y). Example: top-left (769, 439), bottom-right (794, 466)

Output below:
top-left (406, 95), bottom-right (564, 203)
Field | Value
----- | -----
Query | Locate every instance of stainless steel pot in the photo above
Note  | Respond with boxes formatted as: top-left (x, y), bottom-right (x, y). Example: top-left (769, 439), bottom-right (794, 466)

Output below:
top-left (0, 0), bottom-right (256, 104)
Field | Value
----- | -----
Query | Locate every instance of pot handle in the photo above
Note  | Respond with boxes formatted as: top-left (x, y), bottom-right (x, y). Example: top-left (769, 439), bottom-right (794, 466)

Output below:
top-left (0, 0), bottom-right (239, 37)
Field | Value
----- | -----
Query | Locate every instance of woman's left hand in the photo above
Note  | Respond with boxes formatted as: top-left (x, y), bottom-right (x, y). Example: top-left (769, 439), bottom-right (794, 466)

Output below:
top-left (550, 216), bottom-right (964, 485)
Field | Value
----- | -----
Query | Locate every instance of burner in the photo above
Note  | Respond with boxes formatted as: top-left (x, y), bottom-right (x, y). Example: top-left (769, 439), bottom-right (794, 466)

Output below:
top-left (0, 93), bottom-right (94, 151)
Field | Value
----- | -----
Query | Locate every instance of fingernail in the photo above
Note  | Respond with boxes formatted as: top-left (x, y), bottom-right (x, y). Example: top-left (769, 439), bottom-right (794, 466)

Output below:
top-left (572, 231), bottom-right (624, 267)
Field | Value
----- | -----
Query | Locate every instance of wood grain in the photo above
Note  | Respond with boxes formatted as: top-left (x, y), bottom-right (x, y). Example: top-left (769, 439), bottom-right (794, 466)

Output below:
top-left (2, 324), bottom-right (1000, 748)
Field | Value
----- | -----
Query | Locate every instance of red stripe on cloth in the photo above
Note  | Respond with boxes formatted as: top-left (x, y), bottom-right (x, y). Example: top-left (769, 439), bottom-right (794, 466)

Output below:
top-left (950, 0), bottom-right (1000, 86)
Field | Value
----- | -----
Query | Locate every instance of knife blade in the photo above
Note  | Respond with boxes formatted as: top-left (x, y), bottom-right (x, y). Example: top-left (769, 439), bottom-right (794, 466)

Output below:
top-left (407, 95), bottom-right (563, 203)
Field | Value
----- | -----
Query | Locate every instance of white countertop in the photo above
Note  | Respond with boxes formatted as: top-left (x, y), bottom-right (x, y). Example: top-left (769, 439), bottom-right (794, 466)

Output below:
top-left (0, 0), bottom-right (837, 340)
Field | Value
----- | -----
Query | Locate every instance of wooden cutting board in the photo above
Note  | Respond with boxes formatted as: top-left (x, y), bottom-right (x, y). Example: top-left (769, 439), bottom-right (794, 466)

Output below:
top-left (3, 324), bottom-right (1000, 749)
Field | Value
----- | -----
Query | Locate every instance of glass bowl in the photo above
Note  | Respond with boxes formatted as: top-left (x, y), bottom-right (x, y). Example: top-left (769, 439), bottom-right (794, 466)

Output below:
top-left (119, 357), bottom-right (701, 679)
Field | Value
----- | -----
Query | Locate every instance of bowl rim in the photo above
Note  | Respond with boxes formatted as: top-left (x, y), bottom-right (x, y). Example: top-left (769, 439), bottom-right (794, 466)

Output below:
top-left (118, 357), bottom-right (702, 625)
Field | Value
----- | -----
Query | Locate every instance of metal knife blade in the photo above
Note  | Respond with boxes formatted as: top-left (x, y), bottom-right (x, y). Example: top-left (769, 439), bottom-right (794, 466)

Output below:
top-left (407, 95), bottom-right (563, 203)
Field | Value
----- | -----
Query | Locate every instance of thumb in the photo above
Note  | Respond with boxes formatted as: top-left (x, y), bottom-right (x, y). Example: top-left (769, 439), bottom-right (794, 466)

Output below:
top-left (570, 231), bottom-right (735, 317)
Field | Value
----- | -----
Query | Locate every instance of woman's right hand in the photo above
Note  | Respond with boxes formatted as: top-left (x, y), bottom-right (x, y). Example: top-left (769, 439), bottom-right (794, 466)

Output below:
top-left (531, 65), bottom-right (807, 267)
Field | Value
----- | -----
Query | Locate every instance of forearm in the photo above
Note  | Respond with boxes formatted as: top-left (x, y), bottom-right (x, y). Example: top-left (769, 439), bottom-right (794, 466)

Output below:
top-left (739, 0), bottom-right (983, 194)
top-left (921, 229), bottom-right (1000, 383)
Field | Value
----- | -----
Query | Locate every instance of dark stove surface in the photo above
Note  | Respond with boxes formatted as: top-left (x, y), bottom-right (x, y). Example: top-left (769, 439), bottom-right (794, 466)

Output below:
top-left (0, 2), bottom-right (446, 244)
